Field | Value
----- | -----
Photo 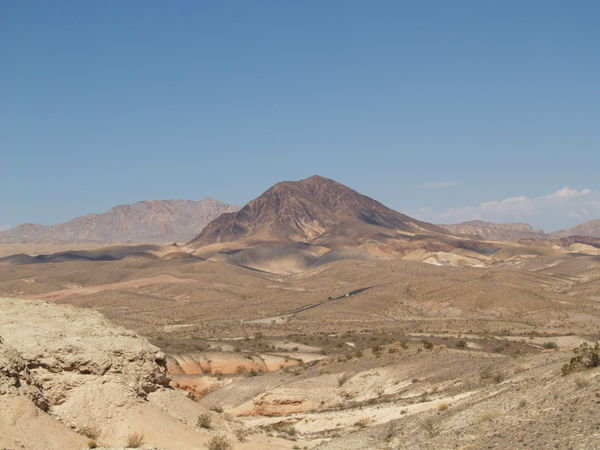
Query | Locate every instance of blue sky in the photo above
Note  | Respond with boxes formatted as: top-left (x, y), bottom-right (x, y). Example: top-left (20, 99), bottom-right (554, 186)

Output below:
top-left (2, 1), bottom-right (599, 232)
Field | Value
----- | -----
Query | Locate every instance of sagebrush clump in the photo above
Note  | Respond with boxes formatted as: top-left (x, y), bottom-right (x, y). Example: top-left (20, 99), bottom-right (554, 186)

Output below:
top-left (197, 413), bottom-right (212, 429)
top-left (207, 435), bottom-right (233, 450)
top-left (126, 432), bottom-right (144, 448)
top-left (561, 342), bottom-right (600, 375)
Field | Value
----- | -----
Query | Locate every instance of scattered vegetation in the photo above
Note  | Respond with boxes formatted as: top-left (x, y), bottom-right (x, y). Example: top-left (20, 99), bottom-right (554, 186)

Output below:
top-left (126, 432), bottom-right (144, 448)
top-left (80, 425), bottom-right (100, 440)
top-left (455, 340), bottom-right (467, 349)
top-left (480, 366), bottom-right (505, 383)
top-left (573, 374), bottom-right (591, 389)
top-left (543, 341), bottom-right (558, 349)
top-left (421, 418), bottom-right (440, 438)
top-left (197, 413), bottom-right (212, 429)
top-left (207, 435), bottom-right (233, 450)
top-left (475, 409), bottom-right (502, 424)
top-left (210, 405), bottom-right (225, 414)
top-left (337, 372), bottom-right (351, 387)
top-left (234, 427), bottom-right (249, 442)
top-left (422, 340), bottom-right (434, 350)
top-left (354, 418), bottom-right (370, 428)
top-left (561, 342), bottom-right (600, 375)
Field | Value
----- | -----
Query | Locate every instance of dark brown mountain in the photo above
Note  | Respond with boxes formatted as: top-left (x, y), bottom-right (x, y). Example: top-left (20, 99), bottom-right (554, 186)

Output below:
top-left (0, 198), bottom-right (238, 244)
top-left (189, 175), bottom-right (447, 248)
top-left (441, 220), bottom-right (546, 241)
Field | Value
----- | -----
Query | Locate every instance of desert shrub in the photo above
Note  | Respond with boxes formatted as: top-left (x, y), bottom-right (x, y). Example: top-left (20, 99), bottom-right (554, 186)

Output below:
top-left (561, 342), bottom-right (600, 375)
top-left (422, 340), bottom-right (433, 350)
top-left (234, 427), bottom-right (249, 442)
top-left (211, 405), bottom-right (224, 413)
top-left (197, 413), bottom-right (212, 429)
top-left (338, 372), bottom-right (351, 387)
top-left (475, 409), bottom-right (502, 424)
top-left (371, 344), bottom-right (382, 354)
top-left (207, 435), bottom-right (233, 450)
top-left (354, 418), bottom-right (370, 428)
top-left (543, 341), bottom-right (558, 349)
top-left (455, 340), bottom-right (467, 349)
top-left (573, 374), bottom-right (591, 389)
top-left (480, 366), bottom-right (504, 383)
top-left (248, 369), bottom-right (258, 376)
top-left (126, 432), bottom-right (144, 448)
top-left (279, 426), bottom-right (297, 438)
top-left (518, 399), bottom-right (527, 408)
top-left (80, 425), bottom-right (100, 440)
top-left (421, 418), bottom-right (440, 438)
top-left (492, 371), bottom-right (505, 383)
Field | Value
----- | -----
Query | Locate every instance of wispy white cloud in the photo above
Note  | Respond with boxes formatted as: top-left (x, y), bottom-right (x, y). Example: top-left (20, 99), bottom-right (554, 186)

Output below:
top-left (417, 181), bottom-right (460, 189)
top-left (414, 187), bottom-right (600, 231)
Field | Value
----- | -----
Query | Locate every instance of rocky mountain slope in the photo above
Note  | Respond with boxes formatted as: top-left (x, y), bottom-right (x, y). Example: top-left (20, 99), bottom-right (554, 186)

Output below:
top-left (441, 220), bottom-right (546, 241)
top-left (442, 219), bottom-right (600, 241)
top-left (550, 219), bottom-right (600, 238)
top-left (0, 198), bottom-right (238, 244)
top-left (190, 175), bottom-right (447, 247)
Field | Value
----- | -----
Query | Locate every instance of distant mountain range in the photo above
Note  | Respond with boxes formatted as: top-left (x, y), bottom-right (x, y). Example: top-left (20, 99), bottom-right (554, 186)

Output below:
top-left (0, 199), bottom-right (238, 244)
top-left (2, 176), bottom-right (600, 272)
top-left (2, 178), bottom-right (599, 249)
top-left (441, 220), bottom-right (600, 241)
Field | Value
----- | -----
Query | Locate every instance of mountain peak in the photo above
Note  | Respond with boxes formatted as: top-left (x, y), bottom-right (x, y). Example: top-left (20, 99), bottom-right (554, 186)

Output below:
top-left (189, 176), bottom-right (445, 247)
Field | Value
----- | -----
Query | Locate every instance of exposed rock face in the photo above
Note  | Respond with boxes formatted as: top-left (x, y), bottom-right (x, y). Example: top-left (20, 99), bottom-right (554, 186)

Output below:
top-left (190, 175), bottom-right (446, 247)
top-left (0, 297), bottom-right (170, 446)
top-left (0, 297), bottom-right (170, 415)
top-left (0, 297), bottom-right (292, 449)
top-left (551, 219), bottom-right (600, 238)
top-left (0, 198), bottom-right (239, 244)
top-left (441, 220), bottom-right (546, 241)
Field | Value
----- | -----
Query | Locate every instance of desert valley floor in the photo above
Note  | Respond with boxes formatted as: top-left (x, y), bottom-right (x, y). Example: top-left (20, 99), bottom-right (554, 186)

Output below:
top-left (1, 243), bottom-right (600, 449)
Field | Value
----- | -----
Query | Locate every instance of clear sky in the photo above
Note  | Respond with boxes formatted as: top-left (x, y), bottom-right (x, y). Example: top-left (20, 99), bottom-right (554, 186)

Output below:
top-left (2, 1), bottom-right (599, 232)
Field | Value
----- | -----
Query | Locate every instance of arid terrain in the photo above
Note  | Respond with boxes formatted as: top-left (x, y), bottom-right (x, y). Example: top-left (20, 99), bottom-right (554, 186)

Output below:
top-left (1, 177), bottom-right (600, 449)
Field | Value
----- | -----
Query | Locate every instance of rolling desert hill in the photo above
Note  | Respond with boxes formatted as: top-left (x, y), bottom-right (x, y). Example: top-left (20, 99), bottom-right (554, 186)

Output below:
top-left (0, 198), bottom-right (238, 245)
